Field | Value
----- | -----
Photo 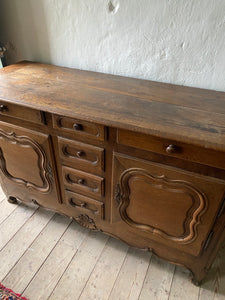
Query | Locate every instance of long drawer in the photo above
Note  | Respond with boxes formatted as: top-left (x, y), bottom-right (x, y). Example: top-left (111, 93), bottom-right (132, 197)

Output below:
top-left (117, 129), bottom-right (225, 169)
top-left (0, 100), bottom-right (45, 125)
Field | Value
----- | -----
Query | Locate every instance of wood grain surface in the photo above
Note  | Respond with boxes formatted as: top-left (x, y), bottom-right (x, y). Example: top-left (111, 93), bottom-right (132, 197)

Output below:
top-left (0, 61), bottom-right (225, 150)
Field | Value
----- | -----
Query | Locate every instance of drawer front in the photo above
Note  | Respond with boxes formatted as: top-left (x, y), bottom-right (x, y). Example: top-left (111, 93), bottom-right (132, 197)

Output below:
top-left (58, 137), bottom-right (104, 174)
top-left (62, 166), bottom-right (104, 199)
top-left (0, 101), bottom-right (45, 125)
top-left (117, 129), bottom-right (225, 170)
top-left (53, 115), bottom-right (105, 141)
top-left (65, 190), bottom-right (104, 219)
top-left (112, 153), bottom-right (225, 256)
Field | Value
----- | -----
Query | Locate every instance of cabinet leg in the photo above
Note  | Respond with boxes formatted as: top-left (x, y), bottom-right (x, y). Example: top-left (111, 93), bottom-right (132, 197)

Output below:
top-left (190, 266), bottom-right (208, 286)
top-left (191, 277), bottom-right (201, 286)
top-left (8, 196), bottom-right (19, 204)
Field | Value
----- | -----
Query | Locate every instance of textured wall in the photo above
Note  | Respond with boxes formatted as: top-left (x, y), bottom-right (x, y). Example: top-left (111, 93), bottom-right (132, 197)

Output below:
top-left (0, 0), bottom-right (225, 91)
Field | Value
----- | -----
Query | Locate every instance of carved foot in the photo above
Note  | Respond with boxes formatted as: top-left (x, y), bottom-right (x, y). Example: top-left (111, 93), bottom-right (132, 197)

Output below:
top-left (8, 196), bottom-right (19, 204)
top-left (191, 268), bottom-right (208, 286)
top-left (191, 277), bottom-right (201, 286)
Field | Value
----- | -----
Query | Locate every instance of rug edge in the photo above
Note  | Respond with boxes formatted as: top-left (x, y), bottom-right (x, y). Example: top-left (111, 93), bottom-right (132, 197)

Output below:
top-left (0, 282), bottom-right (29, 300)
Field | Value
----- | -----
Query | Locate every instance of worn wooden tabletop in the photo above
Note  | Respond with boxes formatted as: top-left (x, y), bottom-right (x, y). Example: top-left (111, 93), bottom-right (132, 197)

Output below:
top-left (0, 61), bottom-right (225, 150)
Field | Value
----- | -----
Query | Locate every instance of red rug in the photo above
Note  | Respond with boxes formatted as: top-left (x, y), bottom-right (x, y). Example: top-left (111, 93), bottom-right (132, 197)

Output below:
top-left (0, 283), bottom-right (29, 300)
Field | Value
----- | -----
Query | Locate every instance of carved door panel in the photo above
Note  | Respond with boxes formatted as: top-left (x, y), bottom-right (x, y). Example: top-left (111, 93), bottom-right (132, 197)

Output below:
top-left (112, 153), bottom-right (225, 256)
top-left (0, 121), bottom-right (58, 205)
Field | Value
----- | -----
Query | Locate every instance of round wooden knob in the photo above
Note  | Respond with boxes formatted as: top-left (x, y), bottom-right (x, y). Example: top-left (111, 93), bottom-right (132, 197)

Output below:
top-left (77, 151), bottom-right (85, 158)
top-left (0, 104), bottom-right (8, 112)
top-left (78, 178), bottom-right (85, 185)
top-left (73, 123), bottom-right (83, 131)
top-left (166, 144), bottom-right (177, 154)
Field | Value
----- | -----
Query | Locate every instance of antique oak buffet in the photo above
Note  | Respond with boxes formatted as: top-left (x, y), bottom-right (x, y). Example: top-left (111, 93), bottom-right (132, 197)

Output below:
top-left (0, 61), bottom-right (225, 285)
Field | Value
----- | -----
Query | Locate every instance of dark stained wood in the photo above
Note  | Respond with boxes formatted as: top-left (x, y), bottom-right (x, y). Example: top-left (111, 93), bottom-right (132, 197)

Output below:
top-left (62, 166), bottom-right (104, 200)
top-left (58, 137), bottom-right (104, 175)
top-left (0, 61), bottom-right (225, 285)
top-left (0, 62), bottom-right (224, 150)
top-left (0, 100), bottom-right (45, 125)
top-left (52, 115), bottom-right (105, 141)
top-left (65, 190), bottom-right (104, 220)
top-left (117, 129), bottom-right (225, 170)
top-left (0, 121), bottom-right (58, 206)
top-left (112, 153), bottom-right (225, 257)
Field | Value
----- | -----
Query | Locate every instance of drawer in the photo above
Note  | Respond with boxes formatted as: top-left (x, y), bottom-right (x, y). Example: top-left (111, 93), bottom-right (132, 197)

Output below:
top-left (65, 190), bottom-right (104, 219)
top-left (0, 100), bottom-right (45, 125)
top-left (62, 166), bottom-right (104, 199)
top-left (58, 137), bottom-right (104, 174)
top-left (117, 129), bottom-right (225, 170)
top-left (53, 115), bottom-right (105, 141)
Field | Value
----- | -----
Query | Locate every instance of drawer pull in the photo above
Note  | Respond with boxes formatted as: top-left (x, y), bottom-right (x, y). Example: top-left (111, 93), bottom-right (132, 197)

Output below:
top-left (73, 123), bottom-right (83, 131)
top-left (69, 198), bottom-right (86, 208)
top-left (77, 151), bottom-right (85, 158)
top-left (66, 174), bottom-right (85, 185)
top-left (62, 146), bottom-right (85, 159)
top-left (0, 104), bottom-right (8, 112)
top-left (69, 198), bottom-right (98, 214)
top-left (166, 144), bottom-right (177, 154)
top-left (78, 178), bottom-right (85, 185)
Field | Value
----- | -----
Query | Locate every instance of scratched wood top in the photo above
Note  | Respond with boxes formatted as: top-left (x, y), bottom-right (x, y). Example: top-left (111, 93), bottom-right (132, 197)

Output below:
top-left (0, 61), bottom-right (225, 151)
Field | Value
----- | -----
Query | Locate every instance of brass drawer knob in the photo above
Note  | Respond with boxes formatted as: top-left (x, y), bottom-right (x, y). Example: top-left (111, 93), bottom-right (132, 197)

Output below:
top-left (73, 123), bottom-right (83, 131)
top-left (0, 104), bottom-right (8, 112)
top-left (166, 144), bottom-right (177, 154)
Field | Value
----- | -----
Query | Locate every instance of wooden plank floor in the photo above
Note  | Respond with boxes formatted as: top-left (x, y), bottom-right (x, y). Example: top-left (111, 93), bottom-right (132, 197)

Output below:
top-left (0, 187), bottom-right (224, 300)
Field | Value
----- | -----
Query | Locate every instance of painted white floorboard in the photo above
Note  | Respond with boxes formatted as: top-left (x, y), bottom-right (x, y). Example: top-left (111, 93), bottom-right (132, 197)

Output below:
top-left (49, 231), bottom-right (109, 300)
top-left (79, 237), bottom-right (129, 300)
top-left (2, 213), bottom-right (70, 293)
top-left (139, 254), bottom-right (175, 300)
top-left (0, 202), bottom-right (37, 251)
top-left (22, 221), bottom-right (88, 300)
top-left (0, 207), bottom-right (54, 281)
top-left (199, 242), bottom-right (225, 300)
top-left (169, 266), bottom-right (200, 300)
top-left (0, 198), bottom-right (18, 224)
top-left (0, 187), bottom-right (5, 202)
top-left (109, 247), bottom-right (151, 300)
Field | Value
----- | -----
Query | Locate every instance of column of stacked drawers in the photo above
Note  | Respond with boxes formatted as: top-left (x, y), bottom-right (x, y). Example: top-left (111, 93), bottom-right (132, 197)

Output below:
top-left (53, 114), bottom-right (105, 221)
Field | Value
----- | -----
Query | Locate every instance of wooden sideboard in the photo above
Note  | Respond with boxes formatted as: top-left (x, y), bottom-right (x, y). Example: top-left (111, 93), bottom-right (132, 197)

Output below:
top-left (0, 61), bottom-right (225, 285)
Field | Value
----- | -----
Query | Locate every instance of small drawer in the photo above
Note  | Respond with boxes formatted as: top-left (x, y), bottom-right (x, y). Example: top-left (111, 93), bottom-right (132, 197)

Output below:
top-left (65, 190), bottom-right (104, 219)
top-left (53, 115), bottom-right (105, 141)
top-left (62, 166), bottom-right (104, 199)
top-left (117, 129), bottom-right (225, 170)
top-left (58, 137), bottom-right (104, 174)
top-left (0, 101), bottom-right (45, 125)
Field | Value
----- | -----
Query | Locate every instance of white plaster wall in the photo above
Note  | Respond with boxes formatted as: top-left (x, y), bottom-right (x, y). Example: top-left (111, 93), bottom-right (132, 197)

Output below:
top-left (0, 0), bottom-right (225, 91)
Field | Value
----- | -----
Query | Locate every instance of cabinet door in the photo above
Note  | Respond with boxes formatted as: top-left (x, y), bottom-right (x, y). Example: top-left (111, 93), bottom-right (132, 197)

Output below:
top-left (0, 121), bottom-right (58, 205)
top-left (112, 153), bottom-right (225, 256)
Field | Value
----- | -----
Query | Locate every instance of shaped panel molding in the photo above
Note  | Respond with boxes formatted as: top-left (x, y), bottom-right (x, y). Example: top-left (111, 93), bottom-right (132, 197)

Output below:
top-left (0, 129), bottom-right (51, 193)
top-left (117, 168), bottom-right (208, 244)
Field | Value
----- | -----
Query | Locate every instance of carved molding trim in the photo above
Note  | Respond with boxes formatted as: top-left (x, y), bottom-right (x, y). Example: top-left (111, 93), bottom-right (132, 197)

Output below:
top-left (0, 129), bottom-right (51, 193)
top-left (117, 168), bottom-right (208, 244)
top-left (75, 214), bottom-right (97, 230)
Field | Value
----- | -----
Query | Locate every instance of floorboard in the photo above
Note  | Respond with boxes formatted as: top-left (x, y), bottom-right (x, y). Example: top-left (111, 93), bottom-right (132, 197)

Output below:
top-left (0, 187), bottom-right (224, 300)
